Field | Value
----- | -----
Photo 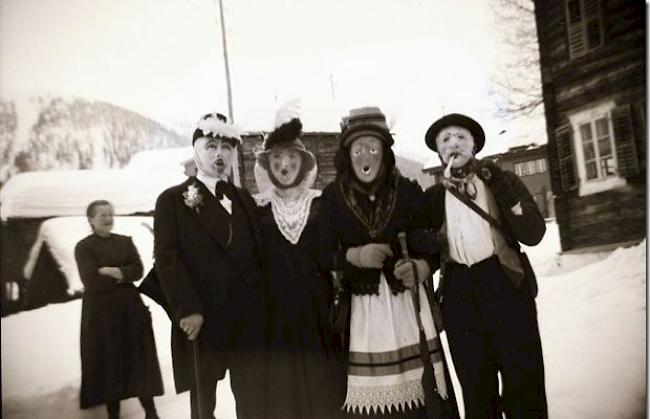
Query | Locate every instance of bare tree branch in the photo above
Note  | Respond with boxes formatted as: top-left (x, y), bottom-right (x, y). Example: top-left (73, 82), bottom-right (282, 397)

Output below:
top-left (499, 0), bottom-right (535, 15)
top-left (489, 0), bottom-right (543, 120)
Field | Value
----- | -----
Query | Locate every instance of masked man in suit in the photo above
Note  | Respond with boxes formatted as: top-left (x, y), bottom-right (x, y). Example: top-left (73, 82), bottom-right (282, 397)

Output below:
top-left (423, 113), bottom-right (547, 419)
top-left (153, 113), bottom-right (267, 419)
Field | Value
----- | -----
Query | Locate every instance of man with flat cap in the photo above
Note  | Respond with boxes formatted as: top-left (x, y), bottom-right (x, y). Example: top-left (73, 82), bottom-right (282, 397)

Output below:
top-left (153, 113), bottom-right (267, 418)
top-left (423, 113), bottom-right (548, 419)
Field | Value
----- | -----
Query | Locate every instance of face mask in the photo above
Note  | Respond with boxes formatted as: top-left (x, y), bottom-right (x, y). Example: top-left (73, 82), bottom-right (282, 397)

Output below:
top-left (193, 136), bottom-right (234, 178)
top-left (349, 136), bottom-right (384, 184)
top-left (268, 148), bottom-right (303, 188)
top-left (435, 126), bottom-right (475, 169)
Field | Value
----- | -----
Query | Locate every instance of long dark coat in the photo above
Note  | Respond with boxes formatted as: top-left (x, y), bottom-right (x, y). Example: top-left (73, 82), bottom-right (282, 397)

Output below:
top-left (75, 233), bottom-right (163, 409)
top-left (259, 197), bottom-right (344, 418)
top-left (153, 177), bottom-right (266, 393)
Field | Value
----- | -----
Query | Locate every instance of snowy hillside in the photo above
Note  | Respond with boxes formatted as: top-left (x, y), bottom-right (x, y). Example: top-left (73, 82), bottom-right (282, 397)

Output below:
top-left (0, 94), bottom-right (186, 183)
top-left (1, 222), bottom-right (645, 419)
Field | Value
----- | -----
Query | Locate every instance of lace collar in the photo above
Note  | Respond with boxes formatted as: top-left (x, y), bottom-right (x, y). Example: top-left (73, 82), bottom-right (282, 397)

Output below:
top-left (255, 187), bottom-right (321, 245)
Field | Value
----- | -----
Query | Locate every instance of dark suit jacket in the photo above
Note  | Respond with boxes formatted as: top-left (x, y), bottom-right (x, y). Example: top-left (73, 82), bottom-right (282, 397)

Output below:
top-left (423, 170), bottom-right (545, 294)
top-left (153, 177), bottom-right (265, 392)
top-left (423, 171), bottom-right (545, 247)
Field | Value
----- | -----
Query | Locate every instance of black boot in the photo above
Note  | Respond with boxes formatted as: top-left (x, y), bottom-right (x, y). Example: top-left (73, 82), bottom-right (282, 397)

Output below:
top-left (139, 397), bottom-right (160, 419)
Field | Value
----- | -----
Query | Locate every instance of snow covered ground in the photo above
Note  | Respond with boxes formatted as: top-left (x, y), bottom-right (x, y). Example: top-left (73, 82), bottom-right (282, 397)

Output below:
top-left (1, 222), bottom-right (646, 418)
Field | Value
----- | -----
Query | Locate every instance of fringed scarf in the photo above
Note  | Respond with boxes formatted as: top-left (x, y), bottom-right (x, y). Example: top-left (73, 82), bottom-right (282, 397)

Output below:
top-left (338, 168), bottom-right (400, 241)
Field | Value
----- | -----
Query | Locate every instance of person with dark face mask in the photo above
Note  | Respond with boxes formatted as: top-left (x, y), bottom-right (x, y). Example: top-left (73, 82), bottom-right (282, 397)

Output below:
top-left (253, 100), bottom-right (343, 418)
top-left (318, 107), bottom-right (459, 419)
top-left (153, 113), bottom-right (267, 419)
top-left (423, 113), bottom-right (548, 419)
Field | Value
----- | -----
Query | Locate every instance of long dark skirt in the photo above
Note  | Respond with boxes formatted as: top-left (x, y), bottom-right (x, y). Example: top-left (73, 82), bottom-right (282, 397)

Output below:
top-left (266, 288), bottom-right (343, 419)
top-left (80, 284), bottom-right (163, 408)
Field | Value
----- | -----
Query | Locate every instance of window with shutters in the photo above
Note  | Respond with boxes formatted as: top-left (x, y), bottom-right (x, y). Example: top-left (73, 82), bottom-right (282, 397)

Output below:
top-left (565, 0), bottom-right (604, 59)
top-left (578, 116), bottom-right (615, 181)
top-left (568, 101), bottom-right (637, 196)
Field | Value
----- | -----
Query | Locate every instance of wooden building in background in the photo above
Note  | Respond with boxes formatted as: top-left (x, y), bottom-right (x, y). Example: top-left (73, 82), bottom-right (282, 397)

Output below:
top-left (533, 0), bottom-right (646, 251)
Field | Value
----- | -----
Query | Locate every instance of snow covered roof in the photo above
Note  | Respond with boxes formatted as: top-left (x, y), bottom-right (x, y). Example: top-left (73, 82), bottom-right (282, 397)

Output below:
top-left (23, 216), bottom-right (155, 295)
top-left (126, 147), bottom-right (194, 170)
top-left (0, 169), bottom-right (187, 220)
top-left (422, 154), bottom-right (443, 171)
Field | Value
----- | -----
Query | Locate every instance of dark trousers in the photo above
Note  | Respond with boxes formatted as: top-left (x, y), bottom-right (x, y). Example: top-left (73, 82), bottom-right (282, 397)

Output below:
top-left (190, 281), bottom-right (267, 419)
top-left (441, 256), bottom-right (547, 419)
top-left (189, 345), bottom-right (267, 419)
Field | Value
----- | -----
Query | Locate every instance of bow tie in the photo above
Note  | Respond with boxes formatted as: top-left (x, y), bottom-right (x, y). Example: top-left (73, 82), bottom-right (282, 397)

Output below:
top-left (214, 181), bottom-right (232, 200)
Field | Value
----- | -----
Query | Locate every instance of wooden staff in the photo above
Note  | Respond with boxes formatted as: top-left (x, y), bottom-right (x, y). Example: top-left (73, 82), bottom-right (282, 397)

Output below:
top-left (398, 232), bottom-right (443, 419)
top-left (192, 339), bottom-right (204, 419)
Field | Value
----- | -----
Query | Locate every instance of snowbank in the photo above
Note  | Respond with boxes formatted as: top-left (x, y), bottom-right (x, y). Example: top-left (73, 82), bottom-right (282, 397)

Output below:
top-left (538, 240), bottom-right (647, 419)
top-left (23, 216), bottom-right (155, 295)
top-left (0, 169), bottom-right (186, 220)
top-left (1, 295), bottom-right (237, 419)
top-left (521, 219), bottom-right (561, 267)
top-left (1, 229), bottom-right (645, 419)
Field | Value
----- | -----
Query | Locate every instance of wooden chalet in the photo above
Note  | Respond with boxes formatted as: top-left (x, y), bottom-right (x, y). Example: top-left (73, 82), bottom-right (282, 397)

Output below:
top-left (533, 0), bottom-right (646, 251)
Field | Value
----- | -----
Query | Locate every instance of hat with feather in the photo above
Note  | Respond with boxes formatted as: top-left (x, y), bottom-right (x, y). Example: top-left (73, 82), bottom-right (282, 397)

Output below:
top-left (192, 112), bottom-right (242, 146)
top-left (257, 99), bottom-right (316, 178)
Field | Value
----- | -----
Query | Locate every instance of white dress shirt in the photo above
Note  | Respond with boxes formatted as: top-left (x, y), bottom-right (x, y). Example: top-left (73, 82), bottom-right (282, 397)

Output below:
top-left (445, 176), bottom-right (495, 266)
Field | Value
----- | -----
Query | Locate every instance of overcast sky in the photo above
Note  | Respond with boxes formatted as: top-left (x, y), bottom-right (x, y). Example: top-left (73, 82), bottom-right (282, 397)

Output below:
top-left (0, 0), bottom-right (545, 164)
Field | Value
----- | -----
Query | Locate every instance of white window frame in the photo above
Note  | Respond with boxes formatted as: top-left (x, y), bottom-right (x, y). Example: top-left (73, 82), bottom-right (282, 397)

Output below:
top-left (514, 158), bottom-right (547, 177)
top-left (568, 101), bottom-right (626, 196)
top-left (514, 162), bottom-right (525, 176)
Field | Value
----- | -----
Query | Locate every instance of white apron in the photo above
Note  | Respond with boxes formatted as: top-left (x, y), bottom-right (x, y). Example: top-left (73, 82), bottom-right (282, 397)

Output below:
top-left (344, 274), bottom-right (443, 415)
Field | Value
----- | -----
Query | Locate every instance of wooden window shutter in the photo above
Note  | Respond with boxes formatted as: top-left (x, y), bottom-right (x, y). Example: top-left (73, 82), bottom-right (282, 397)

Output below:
top-left (583, 0), bottom-right (603, 50)
top-left (566, 0), bottom-right (585, 58)
top-left (636, 100), bottom-right (646, 141)
top-left (565, 0), bottom-right (603, 59)
top-left (555, 124), bottom-right (577, 191)
top-left (612, 104), bottom-right (640, 177)
top-left (634, 101), bottom-right (646, 169)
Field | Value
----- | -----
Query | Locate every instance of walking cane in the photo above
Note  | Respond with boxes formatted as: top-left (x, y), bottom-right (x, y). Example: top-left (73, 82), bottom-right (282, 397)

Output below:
top-left (192, 339), bottom-right (204, 419)
top-left (398, 232), bottom-right (444, 419)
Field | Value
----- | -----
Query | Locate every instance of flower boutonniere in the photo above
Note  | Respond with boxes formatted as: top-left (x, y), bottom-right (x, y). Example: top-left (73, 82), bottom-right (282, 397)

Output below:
top-left (183, 183), bottom-right (203, 212)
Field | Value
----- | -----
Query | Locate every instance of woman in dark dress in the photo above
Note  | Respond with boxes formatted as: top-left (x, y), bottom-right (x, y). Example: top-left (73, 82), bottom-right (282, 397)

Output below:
top-left (317, 107), bottom-right (459, 419)
top-left (254, 101), bottom-right (344, 419)
top-left (75, 200), bottom-right (163, 419)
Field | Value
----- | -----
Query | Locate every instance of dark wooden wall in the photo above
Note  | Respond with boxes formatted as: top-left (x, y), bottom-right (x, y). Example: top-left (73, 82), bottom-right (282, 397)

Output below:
top-left (534, 0), bottom-right (646, 251)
